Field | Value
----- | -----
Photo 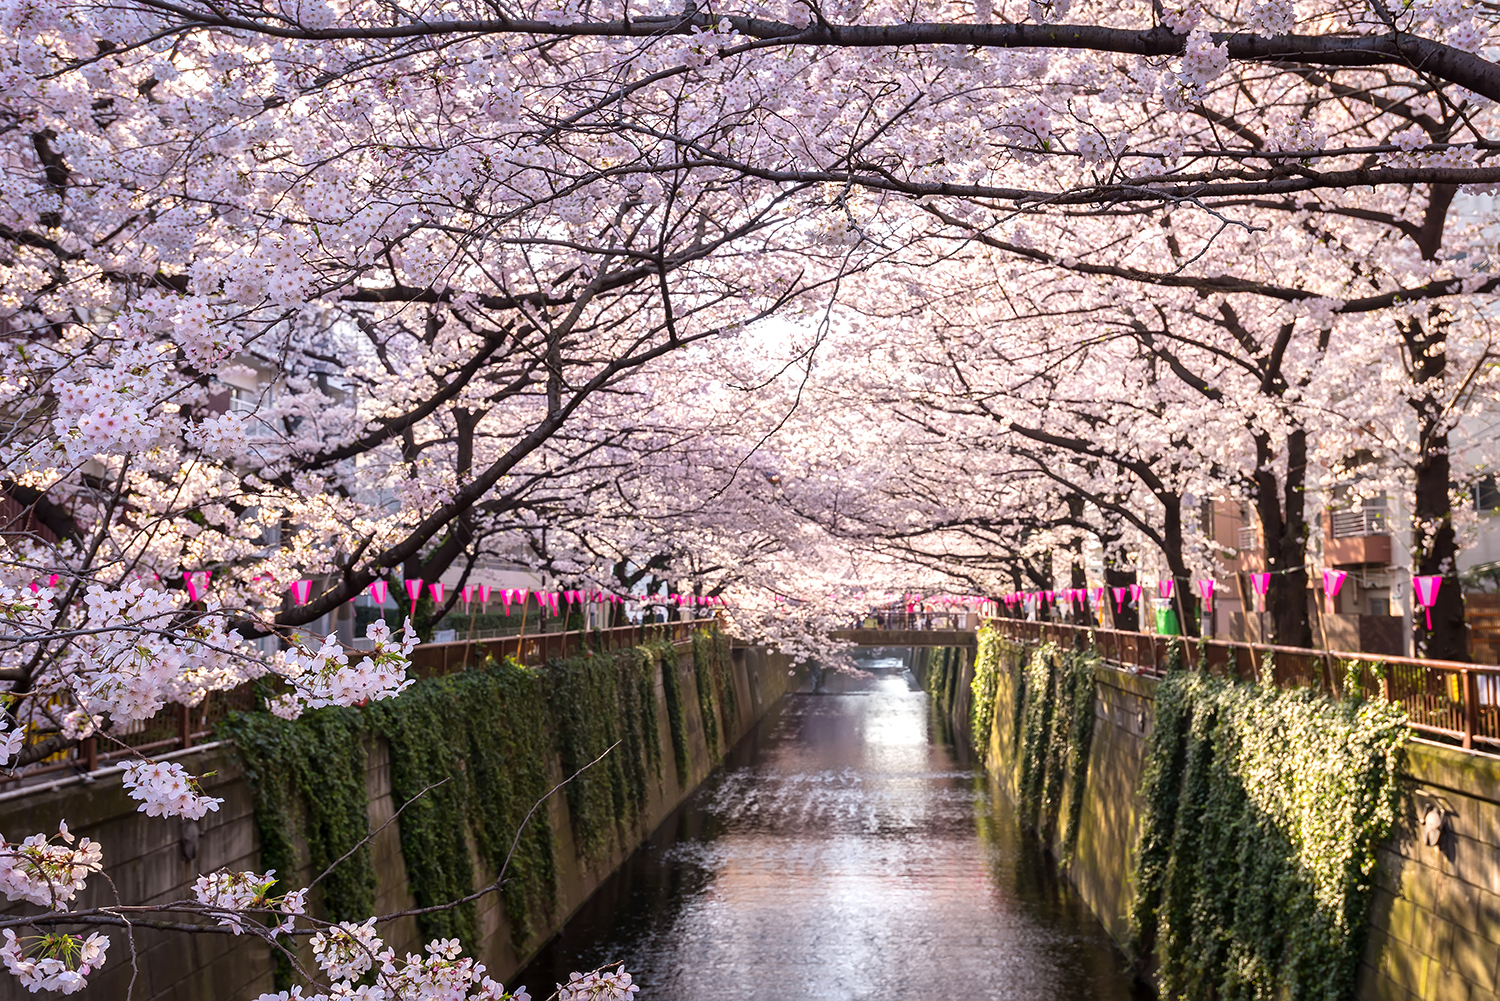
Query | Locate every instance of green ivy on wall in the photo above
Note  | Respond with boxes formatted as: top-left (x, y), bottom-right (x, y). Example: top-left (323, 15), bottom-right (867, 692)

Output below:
top-left (1129, 672), bottom-right (1407, 1001)
top-left (690, 633), bottom-right (722, 760)
top-left (216, 706), bottom-right (376, 989)
top-left (547, 644), bottom-right (662, 860)
top-left (216, 707), bottom-right (376, 921)
top-left (1015, 642), bottom-right (1098, 858)
top-left (223, 631), bottom-right (712, 977)
top-left (968, 625), bottom-right (1007, 761)
top-left (651, 639), bottom-right (692, 783)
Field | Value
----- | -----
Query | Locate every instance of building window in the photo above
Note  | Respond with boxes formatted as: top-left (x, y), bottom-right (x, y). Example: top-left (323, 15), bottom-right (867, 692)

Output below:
top-left (1478, 475), bottom-right (1500, 512)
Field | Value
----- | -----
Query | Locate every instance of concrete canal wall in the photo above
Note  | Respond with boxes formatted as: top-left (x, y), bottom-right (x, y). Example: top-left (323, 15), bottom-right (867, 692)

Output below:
top-left (913, 642), bottom-right (1500, 1001)
top-left (1, 640), bottom-right (806, 1001)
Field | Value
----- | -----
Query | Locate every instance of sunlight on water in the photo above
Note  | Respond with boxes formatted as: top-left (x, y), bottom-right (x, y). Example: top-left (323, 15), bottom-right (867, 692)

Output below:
top-left (516, 656), bottom-right (1146, 1001)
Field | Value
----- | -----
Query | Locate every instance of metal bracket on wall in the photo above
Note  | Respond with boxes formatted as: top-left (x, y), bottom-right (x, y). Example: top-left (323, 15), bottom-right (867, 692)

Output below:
top-left (1412, 788), bottom-right (1454, 849)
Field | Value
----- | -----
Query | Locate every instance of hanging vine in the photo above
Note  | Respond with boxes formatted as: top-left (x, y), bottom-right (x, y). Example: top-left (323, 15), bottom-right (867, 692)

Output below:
top-left (1129, 673), bottom-right (1407, 1001)
top-left (650, 639), bottom-right (692, 782)
top-left (1013, 643), bottom-right (1097, 857)
top-left (223, 631), bottom-right (707, 966)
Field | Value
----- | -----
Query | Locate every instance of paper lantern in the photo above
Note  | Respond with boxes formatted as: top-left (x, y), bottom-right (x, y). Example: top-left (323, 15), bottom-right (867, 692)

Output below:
top-left (1196, 579), bottom-right (1214, 612)
top-left (404, 579), bottom-right (423, 617)
top-left (369, 580), bottom-right (389, 605)
top-left (1158, 580), bottom-right (1173, 600)
top-left (291, 579), bottom-right (313, 605)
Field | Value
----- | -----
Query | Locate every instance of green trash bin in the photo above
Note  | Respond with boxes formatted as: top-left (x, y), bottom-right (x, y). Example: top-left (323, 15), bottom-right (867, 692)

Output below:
top-left (1155, 607), bottom-right (1181, 635)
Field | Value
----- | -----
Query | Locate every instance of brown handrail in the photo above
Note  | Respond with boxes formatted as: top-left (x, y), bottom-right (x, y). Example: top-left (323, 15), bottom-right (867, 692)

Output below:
top-left (2, 619), bottom-right (720, 789)
top-left (984, 617), bottom-right (1500, 751)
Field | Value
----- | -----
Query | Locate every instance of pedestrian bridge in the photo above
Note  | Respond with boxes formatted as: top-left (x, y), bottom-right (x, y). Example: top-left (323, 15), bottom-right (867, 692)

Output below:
top-left (829, 628), bottom-right (977, 647)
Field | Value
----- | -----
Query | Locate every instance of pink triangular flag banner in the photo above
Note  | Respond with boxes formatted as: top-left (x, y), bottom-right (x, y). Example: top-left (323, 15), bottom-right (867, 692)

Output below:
top-left (478, 584), bottom-right (492, 606)
top-left (461, 585), bottom-right (473, 605)
top-left (291, 579), bottom-right (313, 605)
top-left (1250, 572), bottom-right (1270, 613)
top-left (1129, 584), bottom-right (1143, 602)
top-left (1323, 569), bottom-right (1347, 614)
top-left (428, 582), bottom-right (445, 604)
top-left (369, 580), bottom-right (389, 605)
top-left (1158, 580), bottom-right (1173, 599)
top-left (1113, 587), bottom-right (1127, 612)
top-left (1413, 575), bottom-right (1442, 630)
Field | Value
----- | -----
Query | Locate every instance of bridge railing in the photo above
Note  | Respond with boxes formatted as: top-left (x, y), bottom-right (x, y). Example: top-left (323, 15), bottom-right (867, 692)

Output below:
top-left (987, 618), bottom-right (1500, 752)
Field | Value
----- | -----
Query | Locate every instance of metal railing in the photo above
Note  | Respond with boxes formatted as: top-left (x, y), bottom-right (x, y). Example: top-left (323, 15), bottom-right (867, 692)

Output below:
top-left (1331, 508), bottom-right (1389, 538)
top-left (408, 619), bottom-right (708, 677)
top-left (989, 618), bottom-right (1500, 751)
top-left (3, 620), bottom-right (715, 788)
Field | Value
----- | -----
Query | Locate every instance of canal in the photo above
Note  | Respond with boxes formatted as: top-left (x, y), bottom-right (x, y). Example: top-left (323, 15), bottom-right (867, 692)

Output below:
top-left (515, 653), bottom-right (1148, 1001)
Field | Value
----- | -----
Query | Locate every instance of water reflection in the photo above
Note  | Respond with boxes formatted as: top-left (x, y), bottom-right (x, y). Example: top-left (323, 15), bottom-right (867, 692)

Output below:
top-left (515, 657), bottom-right (1147, 1001)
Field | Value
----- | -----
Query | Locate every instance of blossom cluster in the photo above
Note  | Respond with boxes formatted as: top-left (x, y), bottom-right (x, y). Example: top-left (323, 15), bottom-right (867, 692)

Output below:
top-left (192, 869), bottom-right (307, 934)
top-left (268, 618), bottom-right (418, 719)
top-left (1, 930), bottom-right (109, 995)
top-left (120, 761), bottom-right (225, 820)
top-left (0, 824), bottom-right (103, 909)
top-left (269, 927), bottom-right (537, 1001)
top-left (557, 968), bottom-right (641, 1001)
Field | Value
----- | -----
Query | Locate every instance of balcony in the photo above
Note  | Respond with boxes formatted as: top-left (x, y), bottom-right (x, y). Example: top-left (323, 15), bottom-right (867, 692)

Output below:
top-left (1325, 508), bottom-right (1391, 567)
top-left (1236, 526), bottom-right (1257, 551)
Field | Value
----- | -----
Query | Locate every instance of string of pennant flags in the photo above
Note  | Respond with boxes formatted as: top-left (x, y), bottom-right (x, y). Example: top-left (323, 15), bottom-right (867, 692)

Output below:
top-left (995, 570), bottom-right (1449, 631)
top-left (116, 567), bottom-right (1452, 636)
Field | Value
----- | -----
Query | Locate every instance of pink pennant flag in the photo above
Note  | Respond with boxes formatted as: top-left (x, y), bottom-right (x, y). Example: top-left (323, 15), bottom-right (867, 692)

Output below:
top-left (1413, 575), bottom-right (1442, 630)
top-left (461, 585), bottom-right (474, 606)
top-left (1093, 586), bottom-right (1105, 605)
top-left (405, 579), bottom-right (423, 617)
top-left (1250, 573), bottom-right (1270, 613)
top-left (183, 571), bottom-right (206, 602)
top-left (1043, 590), bottom-right (1054, 603)
top-left (369, 580), bottom-right (389, 605)
top-left (1113, 587), bottom-right (1127, 612)
top-left (1129, 584), bottom-right (1143, 603)
top-left (290, 579), bottom-right (313, 605)
top-left (478, 584), bottom-right (492, 607)
top-left (428, 582), bottom-right (444, 605)
top-left (564, 590), bottom-right (576, 605)
top-left (1158, 580), bottom-right (1173, 600)
top-left (516, 587), bottom-right (528, 608)
top-left (548, 592), bottom-right (560, 615)
top-left (1322, 569), bottom-right (1347, 613)
top-left (1196, 579), bottom-right (1214, 612)
top-left (501, 588), bottom-right (513, 613)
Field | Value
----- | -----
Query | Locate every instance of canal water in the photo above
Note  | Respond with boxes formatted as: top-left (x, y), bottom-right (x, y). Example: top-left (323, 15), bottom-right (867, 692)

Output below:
top-left (514, 654), bottom-right (1147, 1001)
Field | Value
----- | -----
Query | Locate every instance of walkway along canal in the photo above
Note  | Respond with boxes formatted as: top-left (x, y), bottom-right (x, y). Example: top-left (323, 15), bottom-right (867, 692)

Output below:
top-left (516, 651), bottom-right (1147, 1001)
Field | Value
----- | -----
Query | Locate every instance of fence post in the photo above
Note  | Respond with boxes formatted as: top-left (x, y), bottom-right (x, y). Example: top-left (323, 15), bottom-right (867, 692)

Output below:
top-left (1464, 668), bottom-right (1477, 750)
top-left (81, 736), bottom-right (97, 772)
top-left (178, 704), bottom-right (192, 750)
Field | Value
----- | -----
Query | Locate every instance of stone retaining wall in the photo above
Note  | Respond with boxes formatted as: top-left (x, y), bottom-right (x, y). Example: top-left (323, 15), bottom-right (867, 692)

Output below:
top-left (914, 641), bottom-right (1500, 1001)
top-left (0, 642), bottom-right (804, 1001)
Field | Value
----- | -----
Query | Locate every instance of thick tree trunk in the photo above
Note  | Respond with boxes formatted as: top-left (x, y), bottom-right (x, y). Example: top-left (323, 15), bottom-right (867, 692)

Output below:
top-left (1104, 564), bottom-right (1139, 631)
top-left (1252, 430), bottom-right (1314, 649)
top-left (1406, 313), bottom-right (1470, 661)
top-left (1160, 495), bottom-right (1199, 638)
